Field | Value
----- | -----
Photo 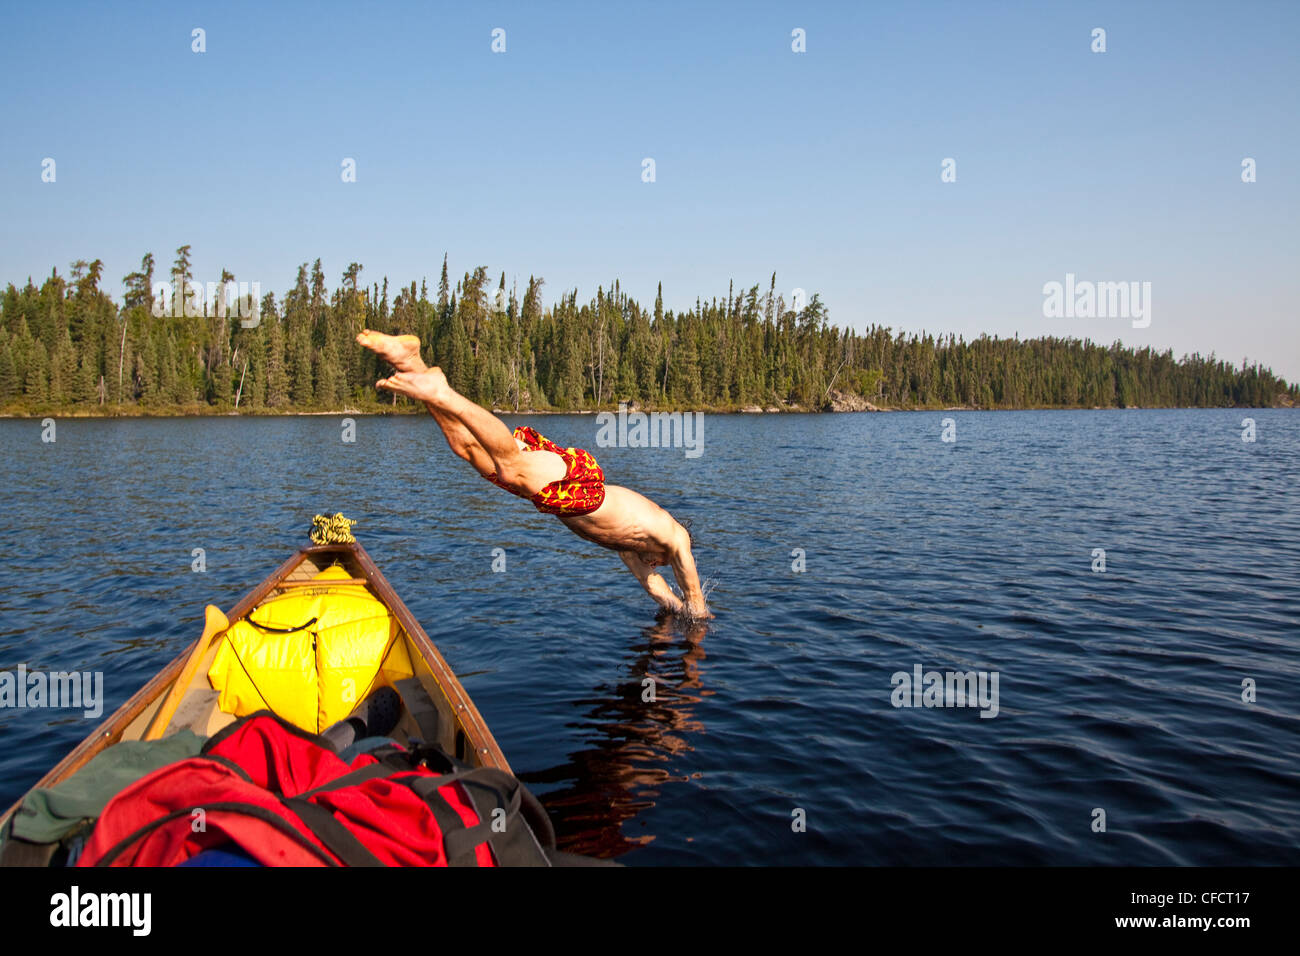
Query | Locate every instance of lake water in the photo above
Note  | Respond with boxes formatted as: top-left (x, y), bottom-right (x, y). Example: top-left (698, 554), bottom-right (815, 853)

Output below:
top-left (1, 409), bottom-right (1297, 865)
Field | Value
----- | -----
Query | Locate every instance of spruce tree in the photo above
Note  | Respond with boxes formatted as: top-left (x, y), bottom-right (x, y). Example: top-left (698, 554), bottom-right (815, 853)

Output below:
top-left (265, 321), bottom-right (288, 408)
top-left (438, 254), bottom-right (450, 314)
top-left (24, 340), bottom-right (49, 402)
top-left (0, 341), bottom-right (17, 402)
top-left (289, 327), bottom-right (314, 406)
top-left (75, 351), bottom-right (97, 404)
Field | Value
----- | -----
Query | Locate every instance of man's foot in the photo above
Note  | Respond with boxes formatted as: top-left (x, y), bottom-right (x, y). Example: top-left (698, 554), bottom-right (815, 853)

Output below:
top-left (357, 329), bottom-right (425, 373)
top-left (376, 367), bottom-right (449, 404)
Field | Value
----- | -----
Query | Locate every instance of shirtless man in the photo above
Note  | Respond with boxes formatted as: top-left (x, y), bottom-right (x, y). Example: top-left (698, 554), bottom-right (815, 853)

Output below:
top-left (357, 330), bottom-right (712, 619)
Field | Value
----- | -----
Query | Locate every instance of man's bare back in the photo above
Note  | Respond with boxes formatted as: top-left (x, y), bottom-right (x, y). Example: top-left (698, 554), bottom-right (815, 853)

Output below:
top-left (357, 330), bottom-right (711, 619)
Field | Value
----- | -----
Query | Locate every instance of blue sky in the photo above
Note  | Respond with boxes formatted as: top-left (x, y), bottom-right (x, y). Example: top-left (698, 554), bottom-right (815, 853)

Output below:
top-left (2, 0), bottom-right (1297, 380)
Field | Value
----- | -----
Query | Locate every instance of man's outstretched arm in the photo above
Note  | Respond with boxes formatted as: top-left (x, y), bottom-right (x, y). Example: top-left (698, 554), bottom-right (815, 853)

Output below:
top-left (666, 528), bottom-right (711, 619)
top-left (618, 551), bottom-right (684, 614)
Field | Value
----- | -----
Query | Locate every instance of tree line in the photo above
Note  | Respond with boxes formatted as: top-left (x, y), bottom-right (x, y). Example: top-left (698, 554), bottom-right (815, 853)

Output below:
top-left (1, 248), bottom-right (1294, 414)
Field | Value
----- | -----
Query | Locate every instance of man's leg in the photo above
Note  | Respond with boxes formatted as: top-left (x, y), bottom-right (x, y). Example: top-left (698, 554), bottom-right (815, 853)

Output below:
top-left (356, 330), bottom-right (496, 476)
top-left (357, 330), bottom-right (564, 492)
top-left (408, 375), bottom-right (564, 492)
top-left (425, 401), bottom-right (499, 477)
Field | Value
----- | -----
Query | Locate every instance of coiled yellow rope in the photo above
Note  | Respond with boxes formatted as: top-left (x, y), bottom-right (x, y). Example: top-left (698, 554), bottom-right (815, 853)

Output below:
top-left (310, 513), bottom-right (357, 544)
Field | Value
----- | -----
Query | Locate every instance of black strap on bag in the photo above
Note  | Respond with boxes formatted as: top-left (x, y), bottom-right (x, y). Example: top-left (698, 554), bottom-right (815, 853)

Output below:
top-left (246, 615), bottom-right (318, 634)
top-left (403, 765), bottom-right (554, 866)
top-left (282, 798), bottom-right (385, 867)
top-left (402, 740), bottom-right (552, 843)
top-left (93, 800), bottom-right (345, 867)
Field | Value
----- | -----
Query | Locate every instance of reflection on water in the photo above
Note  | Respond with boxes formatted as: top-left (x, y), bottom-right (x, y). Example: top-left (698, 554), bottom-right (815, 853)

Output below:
top-left (520, 615), bottom-right (710, 859)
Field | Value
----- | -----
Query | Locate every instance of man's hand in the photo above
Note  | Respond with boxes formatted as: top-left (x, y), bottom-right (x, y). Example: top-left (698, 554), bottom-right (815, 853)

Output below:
top-left (667, 525), bottom-right (711, 620)
top-left (683, 599), bottom-right (714, 621)
top-left (619, 551), bottom-right (684, 613)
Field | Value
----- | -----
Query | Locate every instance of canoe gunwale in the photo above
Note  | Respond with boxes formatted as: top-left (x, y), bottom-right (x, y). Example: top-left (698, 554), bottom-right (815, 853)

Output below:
top-left (344, 543), bottom-right (510, 773)
top-left (0, 541), bottom-right (509, 833)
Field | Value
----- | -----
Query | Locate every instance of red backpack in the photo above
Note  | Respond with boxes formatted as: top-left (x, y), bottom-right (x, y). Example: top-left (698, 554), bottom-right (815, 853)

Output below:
top-left (76, 711), bottom-right (555, 867)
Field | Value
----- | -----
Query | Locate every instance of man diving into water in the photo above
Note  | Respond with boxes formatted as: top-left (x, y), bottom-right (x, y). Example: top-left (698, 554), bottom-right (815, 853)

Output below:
top-left (357, 330), bottom-right (712, 619)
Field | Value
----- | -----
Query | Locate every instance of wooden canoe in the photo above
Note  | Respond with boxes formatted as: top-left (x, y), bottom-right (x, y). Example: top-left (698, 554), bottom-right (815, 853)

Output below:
top-left (0, 540), bottom-right (509, 833)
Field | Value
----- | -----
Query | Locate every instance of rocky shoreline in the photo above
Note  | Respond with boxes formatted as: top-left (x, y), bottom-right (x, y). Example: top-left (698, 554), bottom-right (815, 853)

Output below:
top-left (3, 392), bottom-right (1296, 420)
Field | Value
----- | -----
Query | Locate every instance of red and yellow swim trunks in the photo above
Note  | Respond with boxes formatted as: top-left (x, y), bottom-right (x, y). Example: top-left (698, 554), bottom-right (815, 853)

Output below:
top-left (484, 426), bottom-right (606, 516)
